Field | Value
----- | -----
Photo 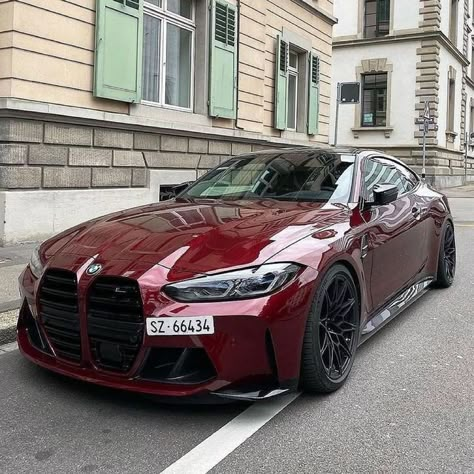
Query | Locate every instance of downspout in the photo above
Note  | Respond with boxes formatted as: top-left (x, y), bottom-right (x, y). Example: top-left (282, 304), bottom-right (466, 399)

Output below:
top-left (235, 0), bottom-right (244, 130)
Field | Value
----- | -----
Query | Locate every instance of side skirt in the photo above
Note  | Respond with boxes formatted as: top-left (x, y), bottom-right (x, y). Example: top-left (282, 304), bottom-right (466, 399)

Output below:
top-left (358, 277), bottom-right (434, 346)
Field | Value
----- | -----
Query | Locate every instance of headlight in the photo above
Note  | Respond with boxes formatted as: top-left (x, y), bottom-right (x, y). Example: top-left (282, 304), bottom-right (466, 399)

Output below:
top-left (163, 263), bottom-right (302, 302)
top-left (29, 246), bottom-right (45, 279)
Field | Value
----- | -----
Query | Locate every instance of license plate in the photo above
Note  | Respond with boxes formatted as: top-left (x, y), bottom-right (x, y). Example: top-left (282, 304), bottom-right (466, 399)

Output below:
top-left (146, 316), bottom-right (215, 336)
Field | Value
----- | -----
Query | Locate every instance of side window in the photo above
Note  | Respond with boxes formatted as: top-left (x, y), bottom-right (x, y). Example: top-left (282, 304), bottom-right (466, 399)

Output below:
top-left (363, 158), bottom-right (406, 201)
top-left (397, 166), bottom-right (419, 193)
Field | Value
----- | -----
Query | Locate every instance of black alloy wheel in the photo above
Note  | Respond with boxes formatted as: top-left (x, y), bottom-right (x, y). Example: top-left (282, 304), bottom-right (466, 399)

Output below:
top-left (434, 221), bottom-right (456, 288)
top-left (443, 223), bottom-right (456, 282)
top-left (301, 264), bottom-right (360, 393)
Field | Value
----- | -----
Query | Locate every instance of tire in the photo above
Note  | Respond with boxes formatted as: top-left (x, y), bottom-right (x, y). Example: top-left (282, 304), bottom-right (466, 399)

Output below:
top-left (300, 264), bottom-right (360, 394)
top-left (433, 221), bottom-right (456, 288)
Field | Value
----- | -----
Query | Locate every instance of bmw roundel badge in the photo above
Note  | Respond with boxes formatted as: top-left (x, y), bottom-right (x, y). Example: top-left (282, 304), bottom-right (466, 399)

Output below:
top-left (86, 263), bottom-right (102, 276)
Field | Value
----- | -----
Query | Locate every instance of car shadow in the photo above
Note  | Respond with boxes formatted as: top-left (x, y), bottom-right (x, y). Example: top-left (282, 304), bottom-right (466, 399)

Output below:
top-left (22, 358), bottom-right (249, 416)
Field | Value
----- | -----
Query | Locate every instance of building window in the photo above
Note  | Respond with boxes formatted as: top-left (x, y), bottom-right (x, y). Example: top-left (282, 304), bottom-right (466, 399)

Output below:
top-left (471, 47), bottom-right (474, 79)
top-left (449, 0), bottom-right (458, 45)
top-left (142, 0), bottom-right (195, 110)
top-left (447, 76), bottom-right (456, 132)
top-left (361, 73), bottom-right (387, 127)
top-left (275, 36), bottom-right (319, 134)
top-left (469, 104), bottom-right (474, 139)
top-left (364, 0), bottom-right (390, 38)
top-left (287, 51), bottom-right (299, 130)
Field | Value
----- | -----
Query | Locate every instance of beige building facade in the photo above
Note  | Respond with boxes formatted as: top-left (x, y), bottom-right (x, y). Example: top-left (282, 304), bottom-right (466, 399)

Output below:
top-left (0, 0), bottom-right (335, 244)
top-left (331, 0), bottom-right (474, 189)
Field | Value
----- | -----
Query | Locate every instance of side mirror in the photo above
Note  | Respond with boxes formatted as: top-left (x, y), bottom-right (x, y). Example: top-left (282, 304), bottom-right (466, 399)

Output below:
top-left (373, 183), bottom-right (398, 206)
top-left (172, 181), bottom-right (193, 195)
top-left (159, 181), bottom-right (194, 201)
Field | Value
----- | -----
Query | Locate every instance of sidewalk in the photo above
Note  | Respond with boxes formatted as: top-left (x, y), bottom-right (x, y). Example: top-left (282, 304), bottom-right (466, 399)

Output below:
top-left (0, 243), bottom-right (35, 344)
top-left (440, 184), bottom-right (474, 224)
top-left (440, 183), bottom-right (474, 198)
top-left (0, 242), bottom-right (35, 311)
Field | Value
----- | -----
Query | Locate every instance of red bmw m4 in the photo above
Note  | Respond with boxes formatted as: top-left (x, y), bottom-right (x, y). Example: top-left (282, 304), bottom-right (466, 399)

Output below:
top-left (18, 148), bottom-right (456, 402)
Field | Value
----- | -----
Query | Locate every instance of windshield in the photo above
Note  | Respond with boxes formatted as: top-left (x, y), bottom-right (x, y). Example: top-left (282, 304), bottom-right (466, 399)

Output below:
top-left (183, 150), bottom-right (356, 203)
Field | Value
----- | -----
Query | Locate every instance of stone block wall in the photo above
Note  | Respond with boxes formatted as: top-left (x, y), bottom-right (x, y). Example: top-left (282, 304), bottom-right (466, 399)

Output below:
top-left (0, 118), bottom-right (270, 191)
top-left (377, 145), bottom-right (473, 188)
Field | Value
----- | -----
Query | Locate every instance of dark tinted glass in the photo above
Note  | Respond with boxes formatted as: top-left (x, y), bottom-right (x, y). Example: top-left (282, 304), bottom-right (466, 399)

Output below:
top-left (363, 158), bottom-right (416, 201)
top-left (183, 151), bottom-right (356, 203)
top-left (361, 73), bottom-right (387, 127)
top-left (364, 0), bottom-right (390, 38)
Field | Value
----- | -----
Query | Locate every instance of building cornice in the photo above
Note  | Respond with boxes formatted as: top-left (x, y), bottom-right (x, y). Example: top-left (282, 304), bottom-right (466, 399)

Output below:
top-left (466, 75), bottom-right (474, 90)
top-left (294, 0), bottom-right (337, 25)
top-left (333, 31), bottom-right (470, 67)
top-left (0, 98), bottom-right (323, 148)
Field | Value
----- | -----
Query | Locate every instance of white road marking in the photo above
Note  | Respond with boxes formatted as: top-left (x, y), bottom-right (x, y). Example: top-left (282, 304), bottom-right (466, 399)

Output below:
top-left (161, 392), bottom-right (301, 474)
top-left (0, 341), bottom-right (18, 354)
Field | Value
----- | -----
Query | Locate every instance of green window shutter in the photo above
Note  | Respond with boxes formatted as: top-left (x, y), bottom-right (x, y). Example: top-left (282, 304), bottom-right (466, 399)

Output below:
top-left (274, 35), bottom-right (288, 131)
top-left (209, 0), bottom-right (238, 119)
top-left (94, 0), bottom-right (143, 103)
top-left (307, 52), bottom-right (320, 136)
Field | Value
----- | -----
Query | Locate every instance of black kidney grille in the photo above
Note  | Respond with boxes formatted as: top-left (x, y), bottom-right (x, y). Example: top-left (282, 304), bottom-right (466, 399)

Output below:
top-left (39, 269), bottom-right (81, 362)
top-left (87, 278), bottom-right (144, 373)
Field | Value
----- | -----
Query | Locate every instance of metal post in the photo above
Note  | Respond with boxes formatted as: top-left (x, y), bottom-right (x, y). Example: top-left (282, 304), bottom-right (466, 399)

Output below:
top-left (422, 121), bottom-right (427, 180)
top-left (334, 83), bottom-right (340, 147)
top-left (465, 131), bottom-right (468, 184)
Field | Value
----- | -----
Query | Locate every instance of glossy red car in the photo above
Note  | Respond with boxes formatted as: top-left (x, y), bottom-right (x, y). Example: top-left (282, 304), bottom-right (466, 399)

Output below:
top-left (18, 148), bottom-right (456, 401)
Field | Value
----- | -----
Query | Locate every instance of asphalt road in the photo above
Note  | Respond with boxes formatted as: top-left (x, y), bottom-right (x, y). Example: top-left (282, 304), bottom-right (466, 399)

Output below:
top-left (0, 227), bottom-right (473, 473)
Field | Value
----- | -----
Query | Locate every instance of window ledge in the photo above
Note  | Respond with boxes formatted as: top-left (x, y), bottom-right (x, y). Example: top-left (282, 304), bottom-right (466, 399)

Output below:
top-left (352, 127), bottom-right (393, 138)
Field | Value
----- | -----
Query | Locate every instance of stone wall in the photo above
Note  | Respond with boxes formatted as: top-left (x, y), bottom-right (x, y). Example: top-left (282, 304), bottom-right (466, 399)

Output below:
top-left (374, 145), bottom-right (473, 188)
top-left (0, 117), bottom-right (270, 192)
top-left (0, 115), bottom-right (289, 244)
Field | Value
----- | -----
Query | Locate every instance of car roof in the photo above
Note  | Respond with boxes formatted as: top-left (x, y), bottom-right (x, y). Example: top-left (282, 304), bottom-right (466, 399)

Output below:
top-left (230, 146), bottom-right (419, 177)
top-left (241, 146), bottom-right (360, 156)
top-left (236, 146), bottom-right (411, 168)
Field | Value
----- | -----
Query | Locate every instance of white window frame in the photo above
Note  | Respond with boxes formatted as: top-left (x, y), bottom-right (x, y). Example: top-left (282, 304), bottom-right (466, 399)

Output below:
top-left (143, 0), bottom-right (196, 112)
top-left (287, 51), bottom-right (299, 131)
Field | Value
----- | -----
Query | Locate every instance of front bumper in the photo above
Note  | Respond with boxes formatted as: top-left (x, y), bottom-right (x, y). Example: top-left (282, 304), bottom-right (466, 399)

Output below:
top-left (18, 262), bottom-right (317, 402)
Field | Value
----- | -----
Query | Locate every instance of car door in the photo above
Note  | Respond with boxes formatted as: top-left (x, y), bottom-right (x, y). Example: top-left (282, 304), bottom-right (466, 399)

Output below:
top-left (360, 156), bottom-right (426, 313)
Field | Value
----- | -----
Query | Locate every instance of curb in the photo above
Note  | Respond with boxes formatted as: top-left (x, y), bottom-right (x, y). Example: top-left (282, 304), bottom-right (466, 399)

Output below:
top-left (0, 341), bottom-right (18, 353)
top-left (0, 300), bottom-right (21, 314)
top-left (0, 325), bottom-right (16, 346)
top-left (0, 304), bottom-right (19, 345)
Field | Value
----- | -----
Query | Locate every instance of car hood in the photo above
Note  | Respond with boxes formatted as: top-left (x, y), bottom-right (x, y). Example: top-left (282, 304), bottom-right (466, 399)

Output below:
top-left (45, 200), bottom-right (348, 275)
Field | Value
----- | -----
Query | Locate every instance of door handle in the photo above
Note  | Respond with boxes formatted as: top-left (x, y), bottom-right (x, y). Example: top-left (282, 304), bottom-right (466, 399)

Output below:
top-left (412, 206), bottom-right (422, 220)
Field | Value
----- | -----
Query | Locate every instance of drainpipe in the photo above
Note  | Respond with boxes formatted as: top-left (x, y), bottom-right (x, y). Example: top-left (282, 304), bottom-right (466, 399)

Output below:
top-left (235, 0), bottom-right (244, 130)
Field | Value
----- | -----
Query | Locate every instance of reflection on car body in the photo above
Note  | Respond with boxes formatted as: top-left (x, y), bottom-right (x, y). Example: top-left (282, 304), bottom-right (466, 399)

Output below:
top-left (18, 148), bottom-right (456, 402)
